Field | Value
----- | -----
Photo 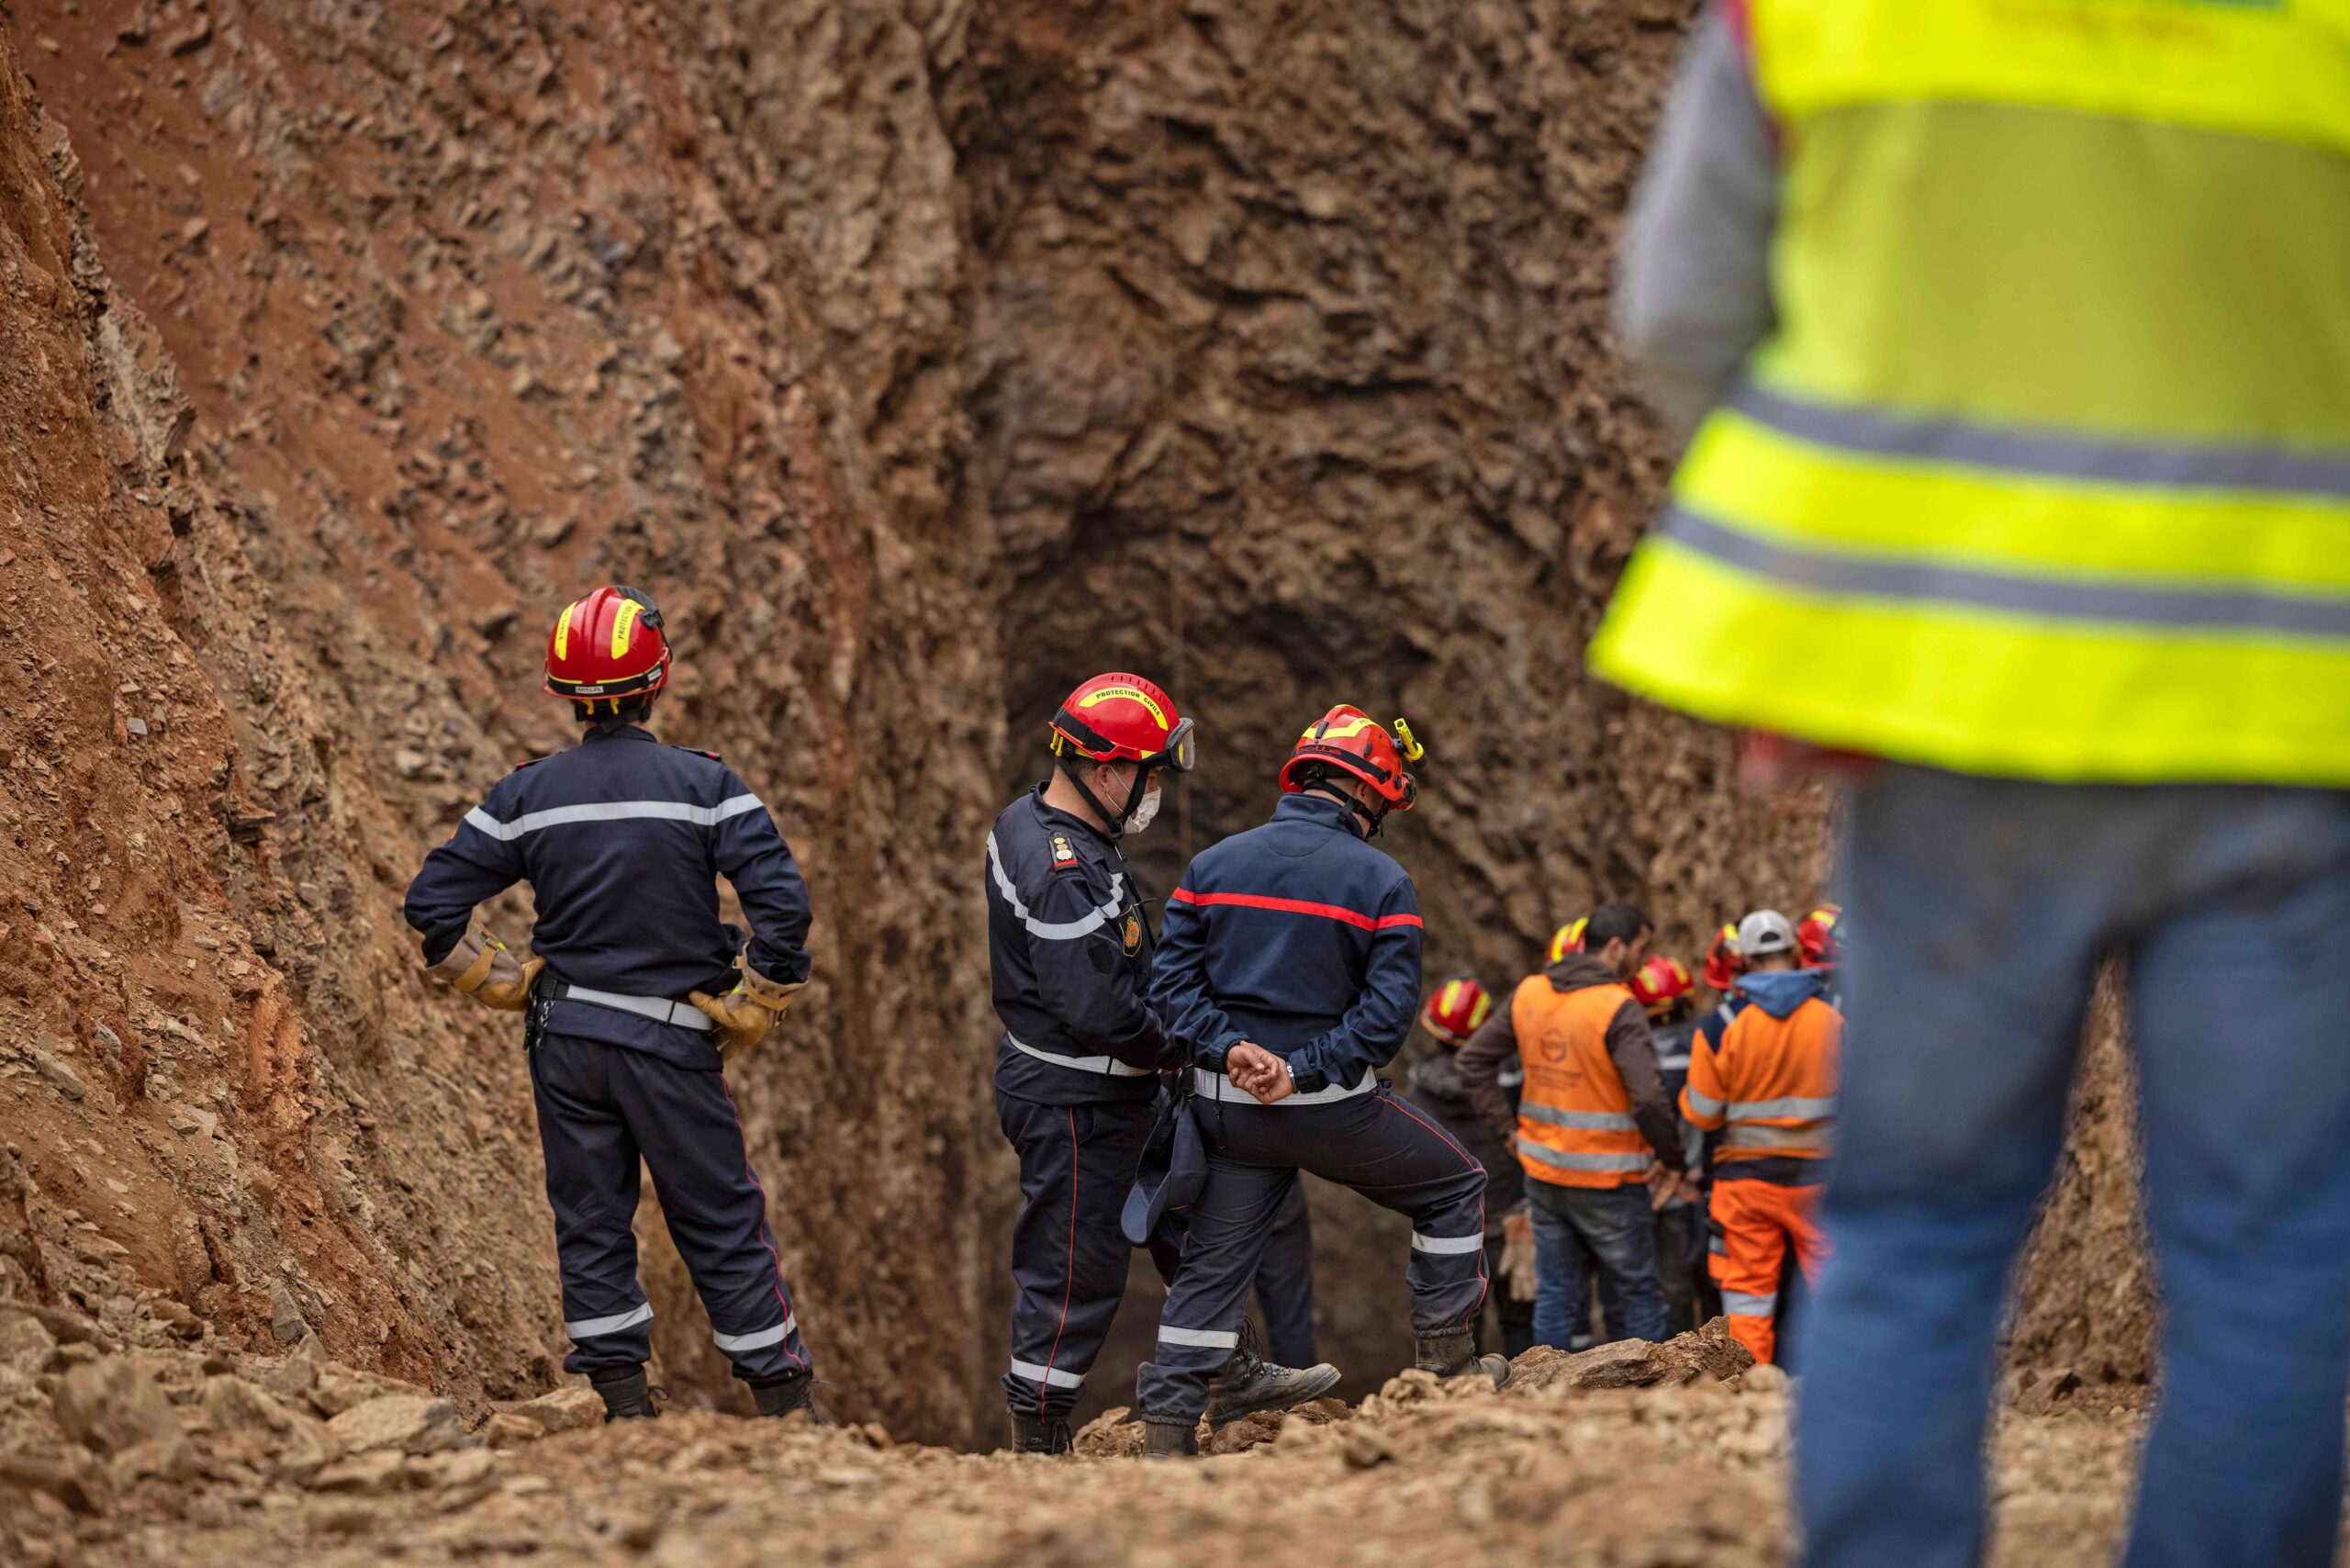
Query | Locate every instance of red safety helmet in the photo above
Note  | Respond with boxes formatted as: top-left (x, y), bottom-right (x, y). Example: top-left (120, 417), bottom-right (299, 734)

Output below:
top-left (1280, 705), bottom-right (1421, 812)
top-left (1546, 918), bottom-right (1587, 966)
top-left (1049, 674), bottom-right (1195, 773)
top-left (1701, 924), bottom-right (1744, 991)
top-left (1630, 955), bottom-right (1695, 1016)
top-left (1798, 903), bottom-right (1843, 969)
top-left (545, 586), bottom-right (670, 710)
top-left (1421, 977), bottom-right (1492, 1047)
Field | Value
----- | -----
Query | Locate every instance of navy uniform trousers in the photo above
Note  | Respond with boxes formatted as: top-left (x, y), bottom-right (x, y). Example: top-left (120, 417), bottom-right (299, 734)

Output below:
top-left (999, 1092), bottom-right (1318, 1418)
top-left (1136, 1079), bottom-right (1488, 1422)
top-left (532, 1031), bottom-right (811, 1383)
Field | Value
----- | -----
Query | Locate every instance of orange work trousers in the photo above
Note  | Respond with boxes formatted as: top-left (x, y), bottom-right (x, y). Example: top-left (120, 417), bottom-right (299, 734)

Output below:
top-left (1708, 1177), bottom-right (1827, 1366)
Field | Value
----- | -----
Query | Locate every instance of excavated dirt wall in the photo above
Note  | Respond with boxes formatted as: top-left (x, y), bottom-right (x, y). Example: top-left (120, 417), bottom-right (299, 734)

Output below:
top-left (0, 0), bottom-right (2150, 1456)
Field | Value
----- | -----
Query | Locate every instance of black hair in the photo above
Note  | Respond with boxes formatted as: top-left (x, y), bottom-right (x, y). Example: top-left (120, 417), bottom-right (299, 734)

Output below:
top-left (1584, 902), bottom-right (1651, 951)
top-left (1292, 762), bottom-right (1358, 797)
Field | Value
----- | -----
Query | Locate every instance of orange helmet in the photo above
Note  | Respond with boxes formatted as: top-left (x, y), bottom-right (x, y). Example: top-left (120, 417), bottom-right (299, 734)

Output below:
top-left (1280, 706), bottom-right (1421, 819)
top-left (1798, 903), bottom-right (1843, 969)
top-left (1701, 924), bottom-right (1743, 991)
top-left (545, 587), bottom-right (670, 711)
top-left (1050, 674), bottom-right (1195, 772)
top-left (1630, 955), bottom-right (1695, 1015)
top-left (1546, 918), bottom-right (1587, 966)
top-left (1421, 977), bottom-right (1492, 1047)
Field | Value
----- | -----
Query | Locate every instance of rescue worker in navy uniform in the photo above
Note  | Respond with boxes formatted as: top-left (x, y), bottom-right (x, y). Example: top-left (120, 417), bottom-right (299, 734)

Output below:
top-left (403, 586), bottom-right (820, 1424)
top-left (1136, 706), bottom-right (1510, 1459)
top-left (987, 674), bottom-right (1321, 1453)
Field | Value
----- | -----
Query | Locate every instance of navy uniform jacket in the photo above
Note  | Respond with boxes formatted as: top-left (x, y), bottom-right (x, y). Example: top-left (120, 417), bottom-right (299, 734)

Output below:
top-left (985, 785), bottom-right (1168, 1105)
top-left (1151, 793), bottom-right (1423, 1094)
top-left (402, 725), bottom-right (813, 1068)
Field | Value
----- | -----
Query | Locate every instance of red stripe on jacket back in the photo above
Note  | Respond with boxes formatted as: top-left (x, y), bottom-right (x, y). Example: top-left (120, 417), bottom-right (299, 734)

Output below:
top-left (1169, 886), bottom-right (1424, 932)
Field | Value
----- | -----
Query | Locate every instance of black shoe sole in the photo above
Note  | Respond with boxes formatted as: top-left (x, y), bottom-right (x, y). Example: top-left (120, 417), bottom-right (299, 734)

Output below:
top-left (1204, 1363), bottom-right (1342, 1428)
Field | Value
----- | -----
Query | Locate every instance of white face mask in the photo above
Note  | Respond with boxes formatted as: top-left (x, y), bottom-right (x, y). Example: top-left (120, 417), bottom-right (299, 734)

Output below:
top-left (1125, 778), bottom-right (1163, 834)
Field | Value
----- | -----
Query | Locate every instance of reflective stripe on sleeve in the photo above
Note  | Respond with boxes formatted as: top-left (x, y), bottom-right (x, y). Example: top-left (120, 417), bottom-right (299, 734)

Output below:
top-left (1683, 1088), bottom-right (1726, 1118)
top-left (1721, 1291), bottom-right (1778, 1317)
top-left (1009, 1359), bottom-right (1084, 1390)
top-left (565, 1303), bottom-right (654, 1339)
top-left (1515, 1137), bottom-right (1651, 1173)
top-left (1411, 1232), bottom-right (1485, 1256)
top-left (986, 833), bottom-right (1125, 942)
top-left (1724, 1123), bottom-right (1832, 1151)
top-left (713, 1314), bottom-right (797, 1353)
top-left (1157, 1325), bottom-right (1241, 1350)
top-left (1725, 1095), bottom-right (1837, 1120)
top-left (1518, 1103), bottom-right (1639, 1131)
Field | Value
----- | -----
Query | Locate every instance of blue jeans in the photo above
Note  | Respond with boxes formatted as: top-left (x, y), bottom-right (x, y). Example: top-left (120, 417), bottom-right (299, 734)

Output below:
top-left (1795, 767), bottom-right (2350, 1568)
top-left (1526, 1179), bottom-right (1668, 1347)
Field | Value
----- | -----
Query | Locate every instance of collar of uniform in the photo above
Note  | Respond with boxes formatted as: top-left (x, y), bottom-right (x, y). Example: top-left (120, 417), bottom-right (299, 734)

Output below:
top-left (1270, 792), bottom-right (1359, 835)
top-left (581, 723), bottom-right (656, 745)
top-left (1027, 780), bottom-right (1113, 846)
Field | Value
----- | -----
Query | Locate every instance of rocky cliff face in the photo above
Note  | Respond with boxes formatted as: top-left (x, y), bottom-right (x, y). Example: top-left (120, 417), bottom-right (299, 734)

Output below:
top-left (0, 0), bottom-right (2143, 1450)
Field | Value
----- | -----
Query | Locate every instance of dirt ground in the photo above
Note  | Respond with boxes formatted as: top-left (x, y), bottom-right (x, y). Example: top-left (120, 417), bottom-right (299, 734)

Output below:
top-left (4, 1314), bottom-right (2150, 1568)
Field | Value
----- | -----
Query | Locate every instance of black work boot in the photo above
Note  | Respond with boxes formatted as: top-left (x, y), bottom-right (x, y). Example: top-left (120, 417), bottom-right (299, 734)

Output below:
top-left (1010, 1411), bottom-right (1073, 1454)
top-left (1140, 1418), bottom-right (1201, 1460)
top-left (1205, 1344), bottom-right (1342, 1428)
top-left (591, 1367), bottom-right (661, 1422)
top-left (1416, 1329), bottom-right (1513, 1390)
top-left (749, 1372), bottom-right (829, 1425)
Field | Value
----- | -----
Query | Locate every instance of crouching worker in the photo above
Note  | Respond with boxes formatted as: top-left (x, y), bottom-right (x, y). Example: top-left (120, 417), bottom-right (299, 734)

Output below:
top-left (1135, 707), bottom-right (1507, 1459)
top-left (403, 587), bottom-right (820, 1423)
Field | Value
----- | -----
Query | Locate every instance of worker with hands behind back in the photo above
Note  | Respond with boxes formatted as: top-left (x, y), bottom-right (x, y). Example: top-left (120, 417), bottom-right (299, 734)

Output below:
top-left (1134, 708), bottom-right (1505, 1458)
top-left (403, 587), bottom-right (819, 1425)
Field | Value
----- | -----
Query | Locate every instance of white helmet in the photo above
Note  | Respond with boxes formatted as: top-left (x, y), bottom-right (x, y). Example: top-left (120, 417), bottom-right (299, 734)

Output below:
top-left (1737, 909), bottom-right (1798, 958)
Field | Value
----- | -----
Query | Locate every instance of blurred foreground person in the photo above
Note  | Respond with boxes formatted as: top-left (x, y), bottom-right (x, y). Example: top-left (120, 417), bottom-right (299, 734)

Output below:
top-left (1600, 2), bottom-right (2350, 1562)
top-left (405, 588), bottom-right (820, 1424)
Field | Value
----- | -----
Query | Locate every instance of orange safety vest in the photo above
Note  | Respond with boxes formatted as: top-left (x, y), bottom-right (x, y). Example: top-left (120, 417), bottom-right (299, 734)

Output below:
top-left (1511, 974), bottom-right (1651, 1189)
top-left (1682, 996), bottom-right (1841, 1163)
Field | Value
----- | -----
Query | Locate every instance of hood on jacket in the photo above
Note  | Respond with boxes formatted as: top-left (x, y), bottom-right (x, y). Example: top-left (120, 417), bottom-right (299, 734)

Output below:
top-left (1543, 953), bottom-right (1631, 994)
top-left (1736, 968), bottom-right (1832, 1020)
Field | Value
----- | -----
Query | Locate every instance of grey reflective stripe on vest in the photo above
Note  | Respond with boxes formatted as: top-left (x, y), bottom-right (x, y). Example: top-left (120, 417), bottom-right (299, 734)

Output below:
top-left (561, 985), bottom-right (714, 1033)
top-left (1191, 1067), bottom-right (1374, 1106)
top-left (1009, 1358), bottom-right (1083, 1390)
top-left (1684, 1087), bottom-right (1726, 1119)
top-left (1721, 1290), bottom-right (1777, 1317)
top-left (1655, 1052), bottom-right (1692, 1071)
top-left (1663, 507), bottom-right (2350, 641)
top-left (1518, 1103), bottom-right (1639, 1132)
top-left (1158, 1325), bottom-right (1239, 1350)
top-left (1410, 1231), bottom-right (1485, 1255)
top-left (985, 832), bottom-right (1127, 941)
top-left (565, 1302), bottom-right (653, 1339)
top-left (713, 1314), bottom-right (796, 1353)
top-left (1734, 384), bottom-right (2350, 501)
top-left (1516, 1137), bottom-right (1651, 1173)
top-left (1007, 1032), bottom-right (1153, 1079)
top-left (464, 793), bottom-right (765, 842)
top-left (1724, 1122), bottom-right (1832, 1151)
top-left (1726, 1095), bottom-right (1837, 1120)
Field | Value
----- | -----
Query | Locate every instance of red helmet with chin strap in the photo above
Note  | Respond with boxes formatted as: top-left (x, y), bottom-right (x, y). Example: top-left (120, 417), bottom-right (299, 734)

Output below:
top-left (545, 587), bottom-right (670, 712)
top-left (1050, 674), bottom-right (1195, 772)
top-left (1280, 705), bottom-right (1421, 811)
top-left (1421, 977), bottom-right (1492, 1047)
top-left (1631, 955), bottom-right (1695, 1015)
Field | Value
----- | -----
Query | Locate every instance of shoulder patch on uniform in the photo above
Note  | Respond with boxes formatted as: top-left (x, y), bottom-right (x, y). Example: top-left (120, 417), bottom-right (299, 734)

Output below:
top-left (671, 745), bottom-right (722, 761)
top-left (1049, 833), bottom-right (1080, 868)
top-left (516, 754), bottom-right (549, 768)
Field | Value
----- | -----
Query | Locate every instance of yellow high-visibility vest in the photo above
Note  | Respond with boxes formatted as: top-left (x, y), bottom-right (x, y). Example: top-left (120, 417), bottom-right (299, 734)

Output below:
top-left (1590, 0), bottom-right (2350, 784)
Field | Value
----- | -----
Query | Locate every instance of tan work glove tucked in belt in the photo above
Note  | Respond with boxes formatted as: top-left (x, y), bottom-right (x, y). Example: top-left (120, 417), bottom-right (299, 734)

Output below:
top-left (425, 924), bottom-right (544, 1012)
top-left (690, 956), bottom-right (806, 1058)
top-left (1501, 1206), bottom-right (1539, 1304)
